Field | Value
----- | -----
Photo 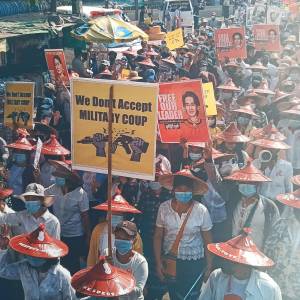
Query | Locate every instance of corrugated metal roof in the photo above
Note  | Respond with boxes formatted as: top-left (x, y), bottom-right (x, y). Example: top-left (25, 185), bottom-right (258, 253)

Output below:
top-left (0, 12), bottom-right (75, 39)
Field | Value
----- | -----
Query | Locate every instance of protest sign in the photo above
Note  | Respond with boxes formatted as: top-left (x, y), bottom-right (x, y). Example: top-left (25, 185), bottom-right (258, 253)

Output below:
top-left (165, 28), bottom-right (184, 51)
top-left (33, 138), bottom-right (43, 169)
top-left (71, 78), bottom-right (158, 180)
top-left (252, 4), bottom-right (267, 24)
top-left (253, 25), bottom-right (281, 52)
top-left (44, 49), bottom-right (70, 87)
top-left (158, 80), bottom-right (209, 143)
top-left (121, 69), bottom-right (131, 79)
top-left (203, 83), bottom-right (217, 116)
top-left (215, 27), bottom-right (247, 61)
top-left (4, 82), bottom-right (34, 129)
top-left (267, 6), bottom-right (282, 24)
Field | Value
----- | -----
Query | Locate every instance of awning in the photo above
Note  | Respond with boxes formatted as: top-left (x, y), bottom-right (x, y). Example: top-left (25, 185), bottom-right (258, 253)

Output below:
top-left (0, 12), bottom-right (75, 39)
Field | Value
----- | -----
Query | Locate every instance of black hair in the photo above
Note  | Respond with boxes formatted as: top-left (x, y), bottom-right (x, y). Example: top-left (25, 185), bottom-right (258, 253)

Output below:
top-left (174, 175), bottom-right (194, 189)
top-left (232, 32), bottom-right (243, 40)
top-left (182, 91), bottom-right (200, 106)
top-left (53, 55), bottom-right (62, 64)
top-left (268, 29), bottom-right (277, 36)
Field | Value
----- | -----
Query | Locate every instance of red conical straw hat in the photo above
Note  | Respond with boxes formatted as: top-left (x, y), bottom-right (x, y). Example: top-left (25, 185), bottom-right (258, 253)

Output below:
top-left (0, 187), bottom-right (13, 200)
top-left (159, 169), bottom-right (208, 195)
top-left (137, 57), bottom-right (156, 67)
top-left (6, 135), bottom-right (34, 151)
top-left (250, 138), bottom-right (290, 150)
top-left (276, 189), bottom-right (300, 209)
top-left (231, 105), bottom-right (258, 117)
top-left (162, 56), bottom-right (176, 65)
top-left (195, 148), bottom-right (235, 167)
top-left (246, 62), bottom-right (267, 70)
top-left (291, 175), bottom-right (300, 186)
top-left (9, 223), bottom-right (68, 258)
top-left (253, 88), bottom-right (275, 96)
top-left (71, 256), bottom-right (135, 298)
top-left (207, 228), bottom-right (274, 267)
top-left (216, 123), bottom-right (250, 143)
top-left (93, 194), bottom-right (141, 214)
top-left (39, 135), bottom-right (70, 156)
top-left (272, 90), bottom-right (292, 104)
top-left (224, 161), bottom-right (271, 183)
top-left (251, 122), bottom-right (286, 141)
top-left (217, 79), bottom-right (241, 91)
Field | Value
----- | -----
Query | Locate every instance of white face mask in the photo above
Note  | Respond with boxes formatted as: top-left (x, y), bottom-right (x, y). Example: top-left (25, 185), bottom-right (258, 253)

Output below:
top-left (219, 164), bottom-right (233, 176)
top-left (189, 152), bottom-right (203, 161)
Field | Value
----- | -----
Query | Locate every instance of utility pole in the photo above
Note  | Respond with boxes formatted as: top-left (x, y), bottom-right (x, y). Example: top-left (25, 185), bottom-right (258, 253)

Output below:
top-left (50, 0), bottom-right (57, 13)
top-left (72, 0), bottom-right (83, 15)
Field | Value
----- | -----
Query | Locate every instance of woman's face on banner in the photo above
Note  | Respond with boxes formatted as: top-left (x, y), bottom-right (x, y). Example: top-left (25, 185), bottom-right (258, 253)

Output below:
top-left (184, 96), bottom-right (198, 118)
top-left (54, 57), bottom-right (63, 75)
top-left (233, 34), bottom-right (242, 48)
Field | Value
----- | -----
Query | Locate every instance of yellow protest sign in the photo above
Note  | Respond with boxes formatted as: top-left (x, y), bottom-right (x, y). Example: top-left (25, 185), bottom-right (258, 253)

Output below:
top-left (165, 28), bottom-right (184, 50)
top-left (4, 82), bottom-right (34, 129)
top-left (121, 69), bottom-right (130, 79)
top-left (71, 78), bottom-right (158, 180)
top-left (203, 82), bottom-right (217, 116)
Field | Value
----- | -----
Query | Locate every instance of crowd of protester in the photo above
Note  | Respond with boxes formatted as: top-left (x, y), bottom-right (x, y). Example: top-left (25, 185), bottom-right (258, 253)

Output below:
top-left (0, 3), bottom-right (300, 300)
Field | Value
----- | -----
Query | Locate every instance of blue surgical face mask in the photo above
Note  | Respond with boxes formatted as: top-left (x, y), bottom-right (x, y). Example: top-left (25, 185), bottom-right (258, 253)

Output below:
top-left (26, 256), bottom-right (47, 267)
top-left (175, 192), bottom-right (193, 203)
top-left (115, 238), bottom-right (133, 255)
top-left (237, 116), bottom-right (250, 126)
top-left (238, 184), bottom-right (257, 198)
top-left (25, 201), bottom-right (42, 214)
top-left (55, 177), bottom-right (66, 187)
top-left (13, 153), bottom-right (27, 164)
top-left (111, 215), bottom-right (124, 228)
top-left (149, 181), bottom-right (162, 191)
top-left (189, 152), bottom-right (202, 161)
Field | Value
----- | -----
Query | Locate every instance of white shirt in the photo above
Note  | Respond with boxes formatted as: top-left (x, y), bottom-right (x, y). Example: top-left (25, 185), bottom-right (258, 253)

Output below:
top-left (253, 159), bottom-right (293, 201)
top-left (199, 268), bottom-right (282, 300)
top-left (0, 251), bottom-right (76, 300)
top-left (156, 200), bottom-right (212, 260)
top-left (110, 249), bottom-right (148, 300)
top-left (0, 209), bottom-right (60, 239)
top-left (45, 185), bottom-right (89, 237)
top-left (291, 128), bottom-right (300, 170)
top-left (232, 198), bottom-right (265, 248)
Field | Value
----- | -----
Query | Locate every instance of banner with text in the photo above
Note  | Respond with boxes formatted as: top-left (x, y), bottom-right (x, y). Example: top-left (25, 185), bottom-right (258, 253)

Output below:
top-left (158, 80), bottom-right (209, 143)
top-left (71, 78), bottom-right (158, 180)
top-left (215, 27), bottom-right (247, 61)
top-left (203, 82), bottom-right (217, 116)
top-left (165, 28), bottom-right (184, 51)
top-left (253, 24), bottom-right (281, 52)
top-left (45, 49), bottom-right (70, 87)
top-left (4, 82), bottom-right (34, 129)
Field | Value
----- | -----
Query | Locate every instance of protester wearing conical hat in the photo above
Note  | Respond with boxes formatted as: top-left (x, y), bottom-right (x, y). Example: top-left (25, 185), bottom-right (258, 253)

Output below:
top-left (72, 255), bottom-right (136, 299)
top-left (199, 228), bottom-right (282, 300)
top-left (250, 132), bottom-right (293, 207)
top-left (0, 224), bottom-right (76, 299)
top-left (36, 134), bottom-right (71, 188)
top-left (5, 133), bottom-right (35, 195)
top-left (225, 161), bottom-right (279, 249)
top-left (87, 193), bottom-right (143, 267)
top-left (0, 183), bottom-right (60, 239)
top-left (264, 185), bottom-right (300, 300)
top-left (154, 169), bottom-right (212, 299)
top-left (216, 122), bottom-right (250, 169)
top-left (44, 162), bottom-right (89, 274)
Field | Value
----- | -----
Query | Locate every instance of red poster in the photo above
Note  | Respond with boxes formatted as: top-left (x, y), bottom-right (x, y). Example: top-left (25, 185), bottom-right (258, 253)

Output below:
top-left (253, 25), bottom-right (281, 52)
top-left (158, 80), bottom-right (209, 143)
top-left (44, 49), bottom-right (70, 87)
top-left (214, 27), bottom-right (247, 61)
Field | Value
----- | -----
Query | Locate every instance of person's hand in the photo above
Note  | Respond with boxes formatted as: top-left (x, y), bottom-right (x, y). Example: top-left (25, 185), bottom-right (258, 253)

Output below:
top-left (92, 133), bottom-right (108, 157)
top-left (53, 111), bottom-right (61, 126)
top-left (203, 141), bottom-right (213, 160)
top-left (156, 263), bottom-right (165, 282)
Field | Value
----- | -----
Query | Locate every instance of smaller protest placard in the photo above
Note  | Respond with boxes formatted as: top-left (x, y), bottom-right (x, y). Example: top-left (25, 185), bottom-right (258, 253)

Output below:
top-left (4, 82), bottom-right (34, 129)
top-left (203, 83), bottom-right (217, 116)
top-left (165, 28), bottom-right (184, 51)
top-left (252, 4), bottom-right (267, 24)
top-left (267, 6), bottom-right (282, 24)
top-left (253, 24), bottom-right (281, 52)
top-left (44, 49), bottom-right (70, 87)
top-left (158, 80), bottom-right (209, 143)
top-left (33, 138), bottom-right (43, 169)
top-left (215, 27), bottom-right (247, 61)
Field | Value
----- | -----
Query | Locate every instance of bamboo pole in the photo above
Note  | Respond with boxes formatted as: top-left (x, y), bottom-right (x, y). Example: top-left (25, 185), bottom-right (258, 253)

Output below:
top-left (107, 85), bottom-right (114, 259)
